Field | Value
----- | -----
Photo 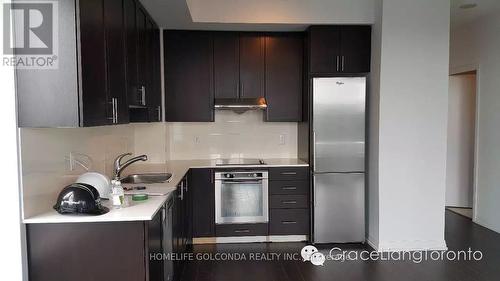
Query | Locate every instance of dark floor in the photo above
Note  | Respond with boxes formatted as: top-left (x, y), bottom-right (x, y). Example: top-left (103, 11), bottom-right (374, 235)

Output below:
top-left (181, 211), bottom-right (500, 281)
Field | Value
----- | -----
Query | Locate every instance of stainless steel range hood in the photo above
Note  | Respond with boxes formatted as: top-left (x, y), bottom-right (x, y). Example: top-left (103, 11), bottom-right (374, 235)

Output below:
top-left (214, 97), bottom-right (267, 113)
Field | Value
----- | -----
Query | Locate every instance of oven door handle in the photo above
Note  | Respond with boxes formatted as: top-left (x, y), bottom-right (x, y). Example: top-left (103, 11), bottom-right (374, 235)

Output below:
top-left (220, 180), bottom-right (263, 184)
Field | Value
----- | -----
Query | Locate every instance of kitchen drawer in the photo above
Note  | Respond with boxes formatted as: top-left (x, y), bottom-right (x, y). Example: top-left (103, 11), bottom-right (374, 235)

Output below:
top-left (270, 195), bottom-right (309, 209)
top-left (216, 223), bottom-right (268, 237)
top-left (270, 209), bottom-right (309, 235)
top-left (269, 167), bottom-right (309, 181)
top-left (269, 180), bottom-right (309, 195)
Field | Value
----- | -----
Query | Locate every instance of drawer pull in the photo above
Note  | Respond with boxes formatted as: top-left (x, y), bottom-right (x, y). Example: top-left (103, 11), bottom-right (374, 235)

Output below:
top-left (282, 186), bottom-right (297, 190)
top-left (282, 221), bottom-right (297, 225)
top-left (282, 200), bottom-right (297, 204)
top-left (234, 229), bottom-right (250, 233)
top-left (280, 172), bottom-right (297, 175)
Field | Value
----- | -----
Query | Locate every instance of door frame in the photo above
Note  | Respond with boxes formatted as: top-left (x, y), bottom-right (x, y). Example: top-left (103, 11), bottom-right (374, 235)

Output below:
top-left (450, 64), bottom-right (480, 222)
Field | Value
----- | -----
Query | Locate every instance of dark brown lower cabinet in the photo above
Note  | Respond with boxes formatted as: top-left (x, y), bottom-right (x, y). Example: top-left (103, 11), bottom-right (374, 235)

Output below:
top-left (27, 187), bottom-right (191, 281)
top-left (216, 223), bottom-right (268, 237)
top-left (191, 169), bottom-right (215, 238)
top-left (27, 219), bottom-right (156, 281)
top-left (269, 209), bottom-right (309, 235)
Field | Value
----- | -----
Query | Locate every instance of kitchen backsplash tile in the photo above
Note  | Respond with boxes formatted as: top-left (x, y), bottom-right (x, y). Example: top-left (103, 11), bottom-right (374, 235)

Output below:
top-left (166, 111), bottom-right (297, 160)
top-left (19, 125), bottom-right (135, 218)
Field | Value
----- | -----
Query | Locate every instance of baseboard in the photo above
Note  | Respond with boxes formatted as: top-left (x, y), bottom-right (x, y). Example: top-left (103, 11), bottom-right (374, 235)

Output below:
top-left (366, 236), bottom-right (379, 251)
top-left (377, 239), bottom-right (448, 252)
top-left (193, 235), bottom-right (308, 244)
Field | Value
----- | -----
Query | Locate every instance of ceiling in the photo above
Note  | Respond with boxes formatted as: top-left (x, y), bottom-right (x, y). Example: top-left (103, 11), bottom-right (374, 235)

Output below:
top-left (139, 0), bottom-right (500, 31)
top-left (139, 0), bottom-right (374, 30)
top-left (450, 0), bottom-right (500, 28)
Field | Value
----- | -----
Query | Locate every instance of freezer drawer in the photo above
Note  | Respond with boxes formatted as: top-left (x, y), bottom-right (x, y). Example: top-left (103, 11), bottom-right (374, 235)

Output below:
top-left (313, 173), bottom-right (365, 243)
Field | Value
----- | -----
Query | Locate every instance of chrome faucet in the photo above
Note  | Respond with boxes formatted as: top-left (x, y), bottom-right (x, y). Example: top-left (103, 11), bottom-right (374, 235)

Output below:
top-left (113, 153), bottom-right (148, 180)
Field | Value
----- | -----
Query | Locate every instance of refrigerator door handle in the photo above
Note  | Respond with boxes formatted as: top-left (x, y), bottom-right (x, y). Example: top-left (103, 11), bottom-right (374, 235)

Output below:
top-left (312, 130), bottom-right (316, 172)
top-left (313, 176), bottom-right (317, 207)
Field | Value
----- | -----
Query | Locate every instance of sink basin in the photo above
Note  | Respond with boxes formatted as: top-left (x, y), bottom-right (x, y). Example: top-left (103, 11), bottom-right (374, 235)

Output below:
top-left (121, 173), bottom-right (172, 184)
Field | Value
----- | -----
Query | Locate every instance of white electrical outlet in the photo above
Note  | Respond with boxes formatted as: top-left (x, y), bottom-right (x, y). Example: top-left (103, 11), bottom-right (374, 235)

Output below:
top-left (279, 134), bottom-right (286, 145)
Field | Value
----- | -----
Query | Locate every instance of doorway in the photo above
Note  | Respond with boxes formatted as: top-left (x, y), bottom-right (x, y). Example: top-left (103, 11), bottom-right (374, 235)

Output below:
top-left (445, 71), bottom-right (477, 219)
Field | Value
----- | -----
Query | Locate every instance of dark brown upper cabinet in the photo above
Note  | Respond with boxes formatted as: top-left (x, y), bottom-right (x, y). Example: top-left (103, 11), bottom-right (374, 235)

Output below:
top-left (213, 32), bottom-right (240, 99)
top-left (164, 31), bottom-right (214, 122)
top-left (16, 0), bottom-right (159, 127)
top-left (135, 7), bottom-right (148, 106)
top-left (239, 34), bottom-right (266, 98)
top-left (213, 32), bottom-right (265, 99)
top-left (79, 0), bottom-right (109, 127)
top-left (124, 0), bottom-right (139, 107)
top-left (308, 25), bottom-right (371, 75)
top-left (340, 25), bottom-right (372, 74)
top-left (126, 0), bottom-right (162, 123)
top-left (148, 24), bottom-right (162, 122)
top-left (104, 0), bottom-right (129, 124)
top-left (265, 33), bottom-right (304, 122)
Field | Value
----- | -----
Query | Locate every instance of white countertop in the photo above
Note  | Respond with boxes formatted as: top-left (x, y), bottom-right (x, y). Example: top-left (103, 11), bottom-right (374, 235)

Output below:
top-left (23, 192), bottom-right (174, 224)
top-left (23, 158), bottom-right (308, 224)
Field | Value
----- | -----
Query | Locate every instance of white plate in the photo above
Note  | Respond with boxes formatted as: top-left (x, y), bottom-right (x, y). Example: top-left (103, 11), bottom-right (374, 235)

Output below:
top-left (76, 172), bottom-right (111, 199)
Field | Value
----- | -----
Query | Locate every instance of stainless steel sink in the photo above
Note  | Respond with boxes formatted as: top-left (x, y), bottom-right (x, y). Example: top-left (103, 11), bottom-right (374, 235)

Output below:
top-left (120, 173), bottom-right (172, 184)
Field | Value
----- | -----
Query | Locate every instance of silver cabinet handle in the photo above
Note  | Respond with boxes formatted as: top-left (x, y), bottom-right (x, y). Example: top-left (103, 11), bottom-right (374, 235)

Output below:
top-left (336, 55), bottom-right (340, 72)
top-left (139, 86), bottom-right (146, 106)
top-left (234, 229), bottom-right (250, 233)
top-left (108, 98), bottom-right (117, 124)
top-left (280, 172), bottom-right (297, 175)
top-left (114, 98), bottom-right (118, 123)
top-left (157, 105), bottom-right (161, 121)
top-left (282, 221), bottom-right (297, 225)
top-left (282, 186), bottom-right (297, 190)
top-left (281, 200), bottom-right (297, 204)
top-left (341, 56), bottom-right (345, 71)
top-left (178, 181), bottom-right (184, 200)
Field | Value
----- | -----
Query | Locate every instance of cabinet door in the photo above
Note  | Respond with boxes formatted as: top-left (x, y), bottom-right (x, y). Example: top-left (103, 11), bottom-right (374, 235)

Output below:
top-left (239, 33), bottom-right (265, 98)
top-left (145, 19), bottom-right (162, 122)
top-left (79, 0), bottom-right (108, 126)
top-left (340, 26), bottom-right (371, 73)
top-left (164, 31), bottom-right (214, 122)
top-left (213, 32), bottom-right (240, 99)
top-left (191, 169), bottom-right (215, 238)
top-left (148, 211), bottom-right (163, 281)
top-left (104, 0), bottom-right (129, 124)
top-left (163, 202), bottom-right (174, 281)
top-left (136, 8), bottom-right (148, 106)
top-left (172, 188), bottom-right (185, 280)
top-left (148, 26), bottom-right (162, 122)
top-left (265, 34), bottom-right (303, 122)
top-left (308, 26), bottom-right (341, 75)
top-left (124, 0), bottom-right (140, 106)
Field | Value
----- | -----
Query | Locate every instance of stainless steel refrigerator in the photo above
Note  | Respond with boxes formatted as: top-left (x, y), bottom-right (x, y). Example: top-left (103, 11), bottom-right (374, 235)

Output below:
top-left (312, 77), bottom-right (366, 243)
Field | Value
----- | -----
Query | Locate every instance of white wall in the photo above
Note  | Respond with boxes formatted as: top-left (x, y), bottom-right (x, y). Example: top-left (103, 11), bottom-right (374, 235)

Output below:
top-left (450, 13), bottom-right (500, 233)
top-left (370, 0), bottom-right (450, 251)
top-left (446, 74), bottom-right (476, 208)
top-left (367, 0), bottom-right (382, 250)
top-left (0, 3), bottom-right (25, 279)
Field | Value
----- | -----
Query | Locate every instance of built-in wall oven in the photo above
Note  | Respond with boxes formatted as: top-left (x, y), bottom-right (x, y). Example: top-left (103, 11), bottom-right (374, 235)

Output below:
top-left (214, 171), bottom-right (269, 224)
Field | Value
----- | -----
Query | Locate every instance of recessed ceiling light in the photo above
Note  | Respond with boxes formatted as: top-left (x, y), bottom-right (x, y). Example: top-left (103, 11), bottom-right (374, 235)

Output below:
top-left (459, 3), bottom-right (477, 9)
